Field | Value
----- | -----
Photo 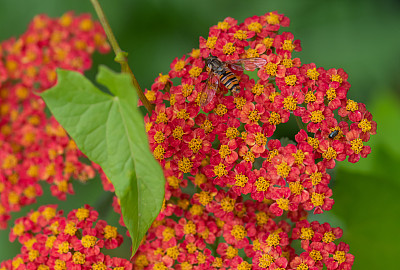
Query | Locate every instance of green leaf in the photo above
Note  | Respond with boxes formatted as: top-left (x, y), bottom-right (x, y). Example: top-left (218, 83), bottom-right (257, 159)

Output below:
top-left (40, 66), bottom-right (165, 256)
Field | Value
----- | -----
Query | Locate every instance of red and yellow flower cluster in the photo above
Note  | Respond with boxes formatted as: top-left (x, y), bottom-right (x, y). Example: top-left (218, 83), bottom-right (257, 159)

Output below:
top-left (0, 204), bottom-right (131, 270)
top-left (0, 13), bottom-right (110, 229)
top-left (133, 11), bottom-right (376, 269)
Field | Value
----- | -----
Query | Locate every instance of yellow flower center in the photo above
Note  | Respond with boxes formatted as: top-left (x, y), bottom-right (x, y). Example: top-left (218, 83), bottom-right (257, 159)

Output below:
top-left (153, 145), bottom-right (166, 161)
top-left (255, 132), bottom-right (267, 146)
top-left (190, 204), bottom-right (204, 216)
top-left (300, 227), bottom-right (314, 240)
top-left (243, 151), bottom-right (255, 162)
top-left (310, 250), bottom-right (323, 262)
top-left (276, 162), bottom-right (291, 178)
top-left (331, 74), bottom-right (343, 83)
top-left (189, 137), bottom-right (203, 153)
top-left (58, 241), bottom-right (70, 254)
top-left (162, 227), bottom-right (175, 241)
top-left (226, 127), bottom-right (239, 139)
top-left (167, 176), bottom-right (180, 189)
top-left (104, 225), bottom-right (118, 239)
top-left (177, 109), bottom-right (190, 120)
top-left (283, 96), bottom-right (297, 111)
top-left (358, 119), bottom-right (372, 133)
top-left (255, 177), bottom-right (270, 192)
top-left (206, 36), bottom-right (218, 49)
top-left (156, 112), bottom-right (168, 124)
top-left (213, 163), bottom-right (227, 177)
top-left (64, 222), bottom-right (77, 236)
top-left (304, 91), bottom-right (316, 103)
top-left (215, 104), bottom-right (228, 116)
top-left (158, 73), bottom-right (170, 84)
top-left (198, 191), bottom-right (213, 206)
top-left (246, 48), bottom-right (259, 58)
top-left (189, 66), bottom-right (203, 78)
top-left (217, 21), bottom-right (230, 30)
top-left (310, 110), bottom-right (324, 123)
top-left (307, 68), bottom-right (319, 80)
top-left (263, 37), bottom-right (274, 48)
top-left (174, 60), bottom-right (185, 71)
top-left (282, 58), bottom-right (293, 68)
top-left (265, 62), bottom-right (277, 76)
top-left (248, 22), bottom-right (262, 33)
top-left (282, 39), bottom-right (295, 51)
top-left (311, 192), bottom-right (325, 207)
top-left (326, 87), bottom-right (336, 101)
top-left (248, 110), bottom-right (261, 123)
top-left (350, 138), bottom-right (363, 154)
top-left (258, 254), bottom-right (274, 268)
top-left (256, 212), bottom-right (269, 225)
top-left (172, 126), bottom-right (184, 140)
top-left (269, 112), bottom-right (281, 125)
top-left (322, 147), bottom-right (337, 160)
top-left (166, 246), bottom-right (180, 260)
top-left (234, 96), bottom-right (247, 110)
top-left (266, 232), bottom-right (281, 247)
top-left (277, 198), bottom-right (289, 211)
top-left (201, 119), bottom-right (214, 133)
top-left (252, 84), bottom-right (265, 96)
top-left (322, 231), bottom-right (336, 243)
top-left (289, 181), bottom-right (304, 195)
top-left (266, 12), bottom-right (280, 24)
top-left (234, 30), bottom-right (248, 40)
top-left (72, 251), bottom-right (85, 265)
top-left (293, 150), bottom-right (305, 165)
top-left (333, 251), bottom-right (346, 264)
top-left (220, 197), bottom-right (235, 212)
top-left (231, 225), bottom-right (247, 240)
top-left (238, 261), bottom-right (252, 270)
top-left (310, 172), bottom-right (322, 186)
top-left (346, 99), bottom-right (359, 112)
top-left (182, 84), bottom-right (194, 97)
top-left (307, 137), bottom-right (319, 150)
top-left (183, 221), bottom-right (196, 235)
top-left (178, 157), bottom-right (193, 173)
top-left (223, 42), bottom-right (236, 55)
top-left (234, 173), bottom-right (248, 187)
top-left (81, 235), bottom-right (97, 248)
top-left (219, 145), bottom-right (231, 159)
top-left (153, 131), bottom-right (165, 144)
top-left (226, 246), bottom-right (238, 259)
top-left (285, 75), bottom-right (297, 86)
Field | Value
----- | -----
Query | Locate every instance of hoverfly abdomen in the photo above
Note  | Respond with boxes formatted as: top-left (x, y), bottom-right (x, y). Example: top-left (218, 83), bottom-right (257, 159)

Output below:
top-left (219, 69), bottom-right (240, 93)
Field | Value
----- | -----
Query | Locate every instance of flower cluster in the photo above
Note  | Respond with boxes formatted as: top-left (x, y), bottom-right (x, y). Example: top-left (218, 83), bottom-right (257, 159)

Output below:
top-left (0, 13), bottom-right (110, 229)
top-left (0, 204), bottom-right (131, 270)
top-left (133, 11), bottom-right (377, 269)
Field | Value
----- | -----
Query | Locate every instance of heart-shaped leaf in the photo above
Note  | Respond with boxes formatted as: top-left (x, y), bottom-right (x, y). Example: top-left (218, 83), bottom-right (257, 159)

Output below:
top-left (41, 66), bottom-right (165, 256)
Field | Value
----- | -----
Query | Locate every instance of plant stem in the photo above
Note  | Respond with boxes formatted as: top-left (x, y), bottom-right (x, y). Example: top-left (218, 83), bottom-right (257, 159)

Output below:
top-left (89, 0), bottom-right (154, 113)
top-left (295, 115), bottom-right (306, 131)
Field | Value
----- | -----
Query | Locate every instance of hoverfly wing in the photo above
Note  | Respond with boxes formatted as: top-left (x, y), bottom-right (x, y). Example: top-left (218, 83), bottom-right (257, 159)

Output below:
top-left (226, 57), bottom-right (267, 72)
top-left (199, 72), bottom-right (219, 107)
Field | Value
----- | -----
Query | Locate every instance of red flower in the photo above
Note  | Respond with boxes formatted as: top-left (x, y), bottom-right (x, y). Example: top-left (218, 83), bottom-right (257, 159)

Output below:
top-left (303, 184), bottom-right (334, 214)
top-left (269, 187), bottom-right (298, 216)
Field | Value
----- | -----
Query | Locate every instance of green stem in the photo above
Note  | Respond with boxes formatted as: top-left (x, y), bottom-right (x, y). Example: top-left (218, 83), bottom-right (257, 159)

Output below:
top-left (295, 115), bottom-right (306, 131)
top-left (89, 0), bottom-right (154, 113)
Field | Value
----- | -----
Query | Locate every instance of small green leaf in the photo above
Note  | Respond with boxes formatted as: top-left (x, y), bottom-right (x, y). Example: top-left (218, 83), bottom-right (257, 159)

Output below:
top-left (40, 66), bottom-right (165, 256)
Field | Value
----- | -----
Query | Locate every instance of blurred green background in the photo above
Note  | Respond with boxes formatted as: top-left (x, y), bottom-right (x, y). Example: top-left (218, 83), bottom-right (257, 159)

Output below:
top-left (0, 0), bottom-right (399, 268)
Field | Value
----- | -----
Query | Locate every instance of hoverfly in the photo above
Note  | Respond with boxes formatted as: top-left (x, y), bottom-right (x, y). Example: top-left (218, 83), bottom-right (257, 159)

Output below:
top-left (199, 55), bottom-right (267, 106)
top-left (328, 130), bottom-right (339, 139)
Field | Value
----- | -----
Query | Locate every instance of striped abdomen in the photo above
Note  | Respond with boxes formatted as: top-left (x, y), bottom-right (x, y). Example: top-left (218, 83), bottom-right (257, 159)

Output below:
top-left (219, 69), bottom-right (240, 93)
